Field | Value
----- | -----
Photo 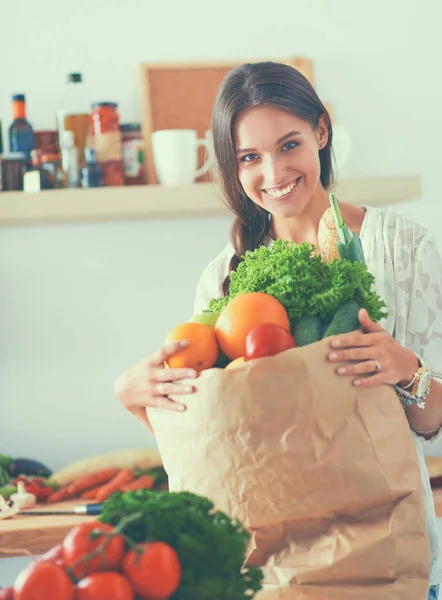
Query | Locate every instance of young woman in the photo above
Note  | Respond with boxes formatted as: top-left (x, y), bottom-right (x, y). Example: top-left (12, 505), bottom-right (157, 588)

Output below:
top-left (115, 62), bottom-right (442, 598)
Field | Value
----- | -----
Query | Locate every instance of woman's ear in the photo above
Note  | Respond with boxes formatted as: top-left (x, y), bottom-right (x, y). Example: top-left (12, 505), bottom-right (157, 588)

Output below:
top-left (316, 113), bottom-right (330, 149)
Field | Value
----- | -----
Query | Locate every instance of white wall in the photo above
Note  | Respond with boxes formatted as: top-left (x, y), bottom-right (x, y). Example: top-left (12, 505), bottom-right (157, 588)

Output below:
top-left (1, 0), bottom-right (442, 470)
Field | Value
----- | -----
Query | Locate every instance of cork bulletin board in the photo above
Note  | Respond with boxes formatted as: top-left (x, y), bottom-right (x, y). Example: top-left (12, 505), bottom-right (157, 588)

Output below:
top-left (138, 58), bottom-right (316, 184)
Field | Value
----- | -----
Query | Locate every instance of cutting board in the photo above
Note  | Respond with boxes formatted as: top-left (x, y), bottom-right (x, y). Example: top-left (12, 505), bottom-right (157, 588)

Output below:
top-left (0, 500), bottom-right (97, 558)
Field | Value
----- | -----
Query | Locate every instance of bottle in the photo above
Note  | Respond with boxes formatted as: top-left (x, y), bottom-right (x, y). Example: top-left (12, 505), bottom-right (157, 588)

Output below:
top-left (61, 130), bottom-right (79, 188)
top-left (81, 147), bottom-right (103, 188)
top-left (57, 73), bottom-right (90, 161)
top-left (8, 94), bottom-right (35, 166)
top-left (0, 119), bottom-right (4, 155)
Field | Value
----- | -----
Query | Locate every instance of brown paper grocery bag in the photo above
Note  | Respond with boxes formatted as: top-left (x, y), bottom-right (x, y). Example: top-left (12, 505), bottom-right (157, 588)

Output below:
top-left (147, 338), bottom-right (430, 599)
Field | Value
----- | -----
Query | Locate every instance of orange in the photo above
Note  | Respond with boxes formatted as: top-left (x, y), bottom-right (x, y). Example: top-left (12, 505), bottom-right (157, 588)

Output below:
top-left (164, 322), bottom-right (219, 372)
top-left (225, 357), bottom-right (246, 370)
top-left (215, 292), bottom-right (290, 360)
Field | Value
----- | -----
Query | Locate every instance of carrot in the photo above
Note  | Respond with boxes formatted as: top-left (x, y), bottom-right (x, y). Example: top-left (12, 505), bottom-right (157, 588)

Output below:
top-left (94, 469), bottom-right (134, 503)
top-left (46, 485), bottom-right (74, 503)
top-left (80, 486), bottom-right (102, 500)
top-left (121, 475), bottom-right (154, 493)
top-left (66, 467), bottom-right (120, 496)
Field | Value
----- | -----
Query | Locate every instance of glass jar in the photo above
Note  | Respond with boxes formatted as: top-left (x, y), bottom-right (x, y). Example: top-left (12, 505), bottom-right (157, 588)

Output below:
top-left (40, 152), bottom-right (64, 188)
top-left (120, 123), bottom-right (146, 185)
top-left (0, 152), bottom-right (26, 191)
top-left (90, 102), bottom-right (123, 163)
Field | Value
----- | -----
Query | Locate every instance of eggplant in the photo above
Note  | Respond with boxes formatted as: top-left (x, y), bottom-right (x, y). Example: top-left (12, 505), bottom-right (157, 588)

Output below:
top-left (7, 458), bottom-right (53, 478)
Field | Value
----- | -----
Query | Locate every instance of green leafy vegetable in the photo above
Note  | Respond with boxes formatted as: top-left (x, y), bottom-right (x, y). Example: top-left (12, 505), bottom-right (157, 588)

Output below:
top-left (0, 455), bottom-right (13, 487)
top-left (209, 240), bottom-right (387, 327)
top-left (0, 454), bottom-right (13, 471)
top-left (99, 490), bottom-right (263, 600)
top-left (329, 193), bottom-right (365, 263)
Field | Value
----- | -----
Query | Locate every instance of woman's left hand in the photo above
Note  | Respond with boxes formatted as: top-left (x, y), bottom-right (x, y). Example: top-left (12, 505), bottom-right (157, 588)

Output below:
top-left (328, 308), bottom-right (418, 388)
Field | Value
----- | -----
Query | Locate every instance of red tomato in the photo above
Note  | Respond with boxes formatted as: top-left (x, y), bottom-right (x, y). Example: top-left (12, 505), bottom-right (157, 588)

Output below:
top-left (245, 322), bottom-right (296, 360)
top-left (62, 521), bottom-right (125, 580)
top-left (40, 543), bottom-right (64, 564)
top-left (14, 561), bottom-right (73, 600)
top-left (0, 588), bottom-right (14, 600)
top-left (122, 542), bottom-right (181, 600)
top-left (75, 572), bottom-right (133, 600)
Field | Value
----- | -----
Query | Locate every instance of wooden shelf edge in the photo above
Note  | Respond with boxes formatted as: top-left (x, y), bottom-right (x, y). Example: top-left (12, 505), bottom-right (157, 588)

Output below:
top-left (0, 175), bottom-right (421, 225)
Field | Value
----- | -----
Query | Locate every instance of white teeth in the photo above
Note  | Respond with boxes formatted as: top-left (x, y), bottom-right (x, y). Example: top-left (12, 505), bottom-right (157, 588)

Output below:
top-left (266, 179), bottom-right (298, 198)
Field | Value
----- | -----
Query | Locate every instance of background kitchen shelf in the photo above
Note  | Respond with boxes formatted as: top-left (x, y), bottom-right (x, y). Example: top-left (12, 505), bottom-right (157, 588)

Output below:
top-left (0, 175), bottom-right (420, 225)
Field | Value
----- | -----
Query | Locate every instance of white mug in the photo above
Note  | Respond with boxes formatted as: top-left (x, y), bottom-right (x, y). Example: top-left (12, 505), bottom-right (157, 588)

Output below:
top-left (332, 124), bottom-right (352, 173)
top-left (151, 129), bottom-right (213, 186)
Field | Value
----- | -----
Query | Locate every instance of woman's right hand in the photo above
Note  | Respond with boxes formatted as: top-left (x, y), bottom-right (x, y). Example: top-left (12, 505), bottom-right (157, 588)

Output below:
top-left (114, 340), bottom-right (198, 430)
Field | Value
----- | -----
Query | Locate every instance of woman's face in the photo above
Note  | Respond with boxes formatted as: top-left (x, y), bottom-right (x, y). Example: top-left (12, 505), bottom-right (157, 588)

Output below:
top-left (234, 106), bottom-right (329, 219)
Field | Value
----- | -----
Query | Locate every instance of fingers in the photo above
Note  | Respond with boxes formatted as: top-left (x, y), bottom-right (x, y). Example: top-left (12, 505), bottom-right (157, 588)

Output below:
top-left (154, 367), bottom-right (198, 382)
top-left (353, 373), bottom-right (385, 388)
top-left (154, 396), bottom-right (187, 412)
top-left (330, 331), bottom-right (383, 349)
top-left (153, 381), bottom-right (195, 396)
top-left (336, 359), bottom-right (380, 377)
top-left (146, 341), bottom-right (190, 368)
top-left (329, 346), bottom-right (379, 363)
top-left (358, 308), bottom-right (384, 333)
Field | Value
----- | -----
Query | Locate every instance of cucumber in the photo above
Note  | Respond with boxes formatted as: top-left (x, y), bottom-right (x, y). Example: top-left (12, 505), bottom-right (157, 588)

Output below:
top-left (324, 299), bottom-right (361, 337)
top-left (293, 315), bottom-right (323, 347)
top-left (0, 485), bottom-right (17, 500)
top-left (7, 458), bottom-right (53, 478)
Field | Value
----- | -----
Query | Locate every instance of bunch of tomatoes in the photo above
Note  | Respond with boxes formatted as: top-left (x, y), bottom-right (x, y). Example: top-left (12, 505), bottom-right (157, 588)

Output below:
top-left (0, 521), bottom-right (181, 600)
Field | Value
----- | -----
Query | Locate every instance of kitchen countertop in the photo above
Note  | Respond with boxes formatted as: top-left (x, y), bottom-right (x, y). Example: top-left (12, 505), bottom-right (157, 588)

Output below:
top-left (0, 500), bottom-right (96, 558)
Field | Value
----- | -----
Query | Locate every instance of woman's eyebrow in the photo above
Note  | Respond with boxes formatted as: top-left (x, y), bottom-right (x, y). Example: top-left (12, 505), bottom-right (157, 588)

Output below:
top-left (236, 130), bottom-right (301, 155)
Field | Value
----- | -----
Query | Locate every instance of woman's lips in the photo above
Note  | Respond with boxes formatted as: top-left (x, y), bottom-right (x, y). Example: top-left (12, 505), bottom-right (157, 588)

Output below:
top-left (264, 176), bottom-right (302, 200)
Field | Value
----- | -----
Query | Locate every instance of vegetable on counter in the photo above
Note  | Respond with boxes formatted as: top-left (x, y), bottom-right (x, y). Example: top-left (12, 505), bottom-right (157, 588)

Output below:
top-left (7, 457), bottom-right (53, 479)
top-left (94, 469), bottom-right (134, 503)
top-left (66, 467), bottom-right (120, 497)
top-left (9, 481), bottom-right (36, 509)
top-left (8, 489), bottom-right (263, 599)
top-left (99, 489), bottom-right (263, 600)
top-left (51, 448), bottom-right (162, 486)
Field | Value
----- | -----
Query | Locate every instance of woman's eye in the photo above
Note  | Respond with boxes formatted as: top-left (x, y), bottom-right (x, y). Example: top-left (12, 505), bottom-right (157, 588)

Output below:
top-left (240, 153), bottom-right (259, 162)
top-left (282, 141), bottom-right (298, 151)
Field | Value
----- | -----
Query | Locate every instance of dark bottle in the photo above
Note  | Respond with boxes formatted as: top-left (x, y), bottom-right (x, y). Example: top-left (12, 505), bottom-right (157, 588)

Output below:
top-left (81, 147), bottom-right (103, 188)
top-left (0, 119), bottom-right (3, 155)
top-left (9, 94), bottom-right (35, 166)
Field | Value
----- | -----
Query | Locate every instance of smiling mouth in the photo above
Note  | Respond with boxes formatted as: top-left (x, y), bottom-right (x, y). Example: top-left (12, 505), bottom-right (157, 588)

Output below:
top-left (264, 177), bottom-right (302, 199)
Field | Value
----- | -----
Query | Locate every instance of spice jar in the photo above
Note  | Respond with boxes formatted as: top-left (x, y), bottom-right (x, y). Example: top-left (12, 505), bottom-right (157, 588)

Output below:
top-left (40, 153), bottom-right (64, 188)
top-left (121, 124), bottom-right (146, 185)
top-left (90, 102), bottom-right (124, 186)
top-left (0, 152), bottom-right (26, 191)
top-left (90, 102), bottom-right (123, 162)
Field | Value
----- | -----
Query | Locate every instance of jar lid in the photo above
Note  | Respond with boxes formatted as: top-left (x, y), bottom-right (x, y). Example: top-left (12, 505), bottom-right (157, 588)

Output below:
top-left (1, 151), bottom-right (26, 161)
top-left (120, 123), bottom-right (141, 133)
top-left (12, 94), bottom-right (25, 102)
top-left (92, 102), bottom-right (118, 109)
top-left (68, 73), bottom-right (82, 83)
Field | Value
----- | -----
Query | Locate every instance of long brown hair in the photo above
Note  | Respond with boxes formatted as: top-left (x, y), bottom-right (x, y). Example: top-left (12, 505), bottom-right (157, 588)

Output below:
top-left (211, 61), bottom-right (334, 296)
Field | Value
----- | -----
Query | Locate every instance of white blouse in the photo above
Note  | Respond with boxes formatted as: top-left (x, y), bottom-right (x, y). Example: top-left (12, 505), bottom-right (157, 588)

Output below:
top-left (194, 205), bottom-right (442, 584)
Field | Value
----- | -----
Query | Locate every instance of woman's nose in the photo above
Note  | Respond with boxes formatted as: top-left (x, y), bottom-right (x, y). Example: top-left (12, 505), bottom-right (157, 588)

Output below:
top-left (262, 156), bottom-right (285, 185)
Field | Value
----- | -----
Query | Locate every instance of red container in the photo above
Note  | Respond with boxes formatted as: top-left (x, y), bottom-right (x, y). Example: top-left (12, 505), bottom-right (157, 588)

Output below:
top-left (100, 160), bottom-right (124, 187)
top-left (90, 102), bottom-right (122, 163)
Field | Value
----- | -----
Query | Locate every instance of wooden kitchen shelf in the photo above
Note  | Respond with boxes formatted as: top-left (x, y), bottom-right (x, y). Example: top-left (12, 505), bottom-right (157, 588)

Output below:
top-left (0, 175), bottom-right (421, 225)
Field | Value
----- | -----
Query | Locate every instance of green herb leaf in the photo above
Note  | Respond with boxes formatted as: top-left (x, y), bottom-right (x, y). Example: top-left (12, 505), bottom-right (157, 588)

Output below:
top-left (208, 240), bottom-right (387, 326)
